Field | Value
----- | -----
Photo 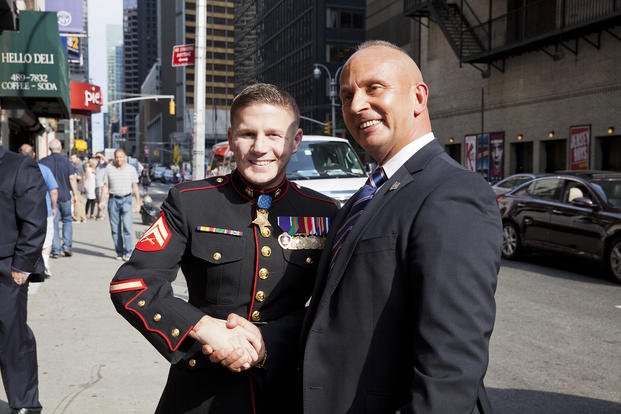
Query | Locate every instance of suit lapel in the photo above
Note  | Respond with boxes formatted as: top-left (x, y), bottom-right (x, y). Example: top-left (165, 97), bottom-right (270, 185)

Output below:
top-left (316, 140), bottom-right (446, 308)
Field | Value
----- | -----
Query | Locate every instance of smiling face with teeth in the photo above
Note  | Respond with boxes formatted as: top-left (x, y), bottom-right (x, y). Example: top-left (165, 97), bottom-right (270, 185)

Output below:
top-left (228, 103), bottom-right (302, 190)
top-left (339, 44), bottom-right (431, 165)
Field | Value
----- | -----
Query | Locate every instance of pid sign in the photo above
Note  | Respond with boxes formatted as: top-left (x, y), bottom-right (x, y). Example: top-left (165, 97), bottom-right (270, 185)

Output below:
top-left (70, 80), bottom-right (102, 113)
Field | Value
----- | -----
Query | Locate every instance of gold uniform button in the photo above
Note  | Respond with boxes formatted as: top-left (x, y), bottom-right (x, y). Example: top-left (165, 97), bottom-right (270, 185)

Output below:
top-left (258, 268), bottom-right (269, 279)
top-left (251, 310), bottom-right (261, 322)
top-left (212, 252), bottom-right (222, 261)
top-left (188, 359), bottom-right (197, 367)
top-left (255, 291), bottom-right (265, 302)
top-left (261, 246), bottom-right (271, 257)
top-left (216, 177), bottom-right (224, 183)
top-left (245, 187), bottom-right (254, 197)
top-left (137, 299), bottom-right (146, 307)
top-left (305, 257), bottom-right (314, 265)
top-left (153, 313), bottom-right (162, 322)
top-left (171, 328), bottom-right (180, 337)
top-left (260, 227), bottom-right (271, 237)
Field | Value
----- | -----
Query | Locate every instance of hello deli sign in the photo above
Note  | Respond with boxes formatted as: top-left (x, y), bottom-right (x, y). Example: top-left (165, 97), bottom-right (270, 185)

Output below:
top-left (70, 81), bottom-right (102, 114)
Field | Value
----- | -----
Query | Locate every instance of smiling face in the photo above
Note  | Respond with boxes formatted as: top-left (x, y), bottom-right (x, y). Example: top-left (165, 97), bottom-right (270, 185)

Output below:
top-left (339, 45), bottom-right (430, 164)
top-left (228, 103), bottom-right (302, 190)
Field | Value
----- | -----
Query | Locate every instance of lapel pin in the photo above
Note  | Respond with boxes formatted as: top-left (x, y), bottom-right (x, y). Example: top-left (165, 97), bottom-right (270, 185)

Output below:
top-left (389, 181), bottom-right (401, 191)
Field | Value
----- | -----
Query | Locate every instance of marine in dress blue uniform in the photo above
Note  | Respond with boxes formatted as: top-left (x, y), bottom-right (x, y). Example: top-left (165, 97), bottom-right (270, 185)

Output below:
top-left (110, 170), bottom-right (336, 413)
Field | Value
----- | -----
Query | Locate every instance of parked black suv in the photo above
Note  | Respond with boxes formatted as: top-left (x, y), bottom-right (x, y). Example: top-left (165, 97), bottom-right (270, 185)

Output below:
top-left (498, 171), bottom-right (621, 283)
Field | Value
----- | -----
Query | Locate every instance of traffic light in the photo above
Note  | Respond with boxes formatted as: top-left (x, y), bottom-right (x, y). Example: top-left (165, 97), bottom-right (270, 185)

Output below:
top-left (169, 99), bottom-right (175, 116)
top-left (323, 121), bottom-right (332, 136)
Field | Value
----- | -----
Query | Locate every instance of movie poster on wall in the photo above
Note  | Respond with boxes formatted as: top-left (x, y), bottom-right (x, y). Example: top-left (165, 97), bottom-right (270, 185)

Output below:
top-left (489, 132), bottom-right (505, 183)
top-left (476, 133), bottom-right (490, 181)
top-left (569, 125), bottom-right (590, 170)
top-left (464, 135), bottom-right (476, 172)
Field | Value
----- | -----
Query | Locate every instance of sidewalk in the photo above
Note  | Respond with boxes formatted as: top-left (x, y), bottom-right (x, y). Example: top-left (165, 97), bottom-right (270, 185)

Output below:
top-left (0, 208), bottom-right (182, 413)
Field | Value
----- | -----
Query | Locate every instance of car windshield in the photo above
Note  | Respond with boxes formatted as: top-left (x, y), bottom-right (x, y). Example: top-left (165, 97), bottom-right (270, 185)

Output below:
top-left (590, 179), bottom-right (621, 208)
top-left (286, 141), bottom-right (366, 180)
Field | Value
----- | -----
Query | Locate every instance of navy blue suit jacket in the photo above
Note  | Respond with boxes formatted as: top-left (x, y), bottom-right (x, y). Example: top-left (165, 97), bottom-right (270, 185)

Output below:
top-left (0, 146), bottom-right (47, 280)
top-left (301, 139), bottom-right (502, 413)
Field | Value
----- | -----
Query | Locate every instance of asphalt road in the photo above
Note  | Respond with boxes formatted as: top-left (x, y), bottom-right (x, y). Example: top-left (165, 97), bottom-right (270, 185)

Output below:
top-left (486, 256), bottom-right (621, 413)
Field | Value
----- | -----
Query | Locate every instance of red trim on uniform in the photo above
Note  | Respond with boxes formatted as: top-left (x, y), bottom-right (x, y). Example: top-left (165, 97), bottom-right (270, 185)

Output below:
top-left (179, 175), bottom-right (230, 192)
top-left (118, 283), bottom-right (193, 352)
top-left (249, 373), bottom-right (257, 414)
top-left (109, 278), bottom-right (147, 294)
top-left (289, 181), bottom-right (338, 205)
top-left (231, 178), bottom-right (252, 201)
top-left (247, 225), bottom-right (260, 320)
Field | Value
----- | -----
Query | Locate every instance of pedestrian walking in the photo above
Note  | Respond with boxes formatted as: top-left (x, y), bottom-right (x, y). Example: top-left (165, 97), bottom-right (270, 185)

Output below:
top-left (85, 158), bottom-right (97, 219)
top-left (94, 152), bottom-right (107, 220)
top-left (0, 145), bottom-right (47, 414)
top-left (100, 148), bottom-right (141, 261)
top-left (40, 139), bottom-right (79, 258)
top-left (18, 144), bottom-right (58, 278)
top-left (109, 83), bottom-right (338, 413)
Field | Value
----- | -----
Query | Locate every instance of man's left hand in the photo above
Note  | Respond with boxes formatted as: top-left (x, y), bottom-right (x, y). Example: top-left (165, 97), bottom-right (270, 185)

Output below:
top-left (11, 270), bottom-right (29, 285)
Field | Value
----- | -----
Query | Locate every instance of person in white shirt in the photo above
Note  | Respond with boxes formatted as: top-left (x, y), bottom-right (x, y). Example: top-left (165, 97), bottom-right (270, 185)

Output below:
top-left (99, 148), bottom-right (141, 261)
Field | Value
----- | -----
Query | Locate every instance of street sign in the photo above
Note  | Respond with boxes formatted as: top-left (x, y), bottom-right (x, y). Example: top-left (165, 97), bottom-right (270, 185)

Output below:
top-left (172, 44), bottom-right (195, 67)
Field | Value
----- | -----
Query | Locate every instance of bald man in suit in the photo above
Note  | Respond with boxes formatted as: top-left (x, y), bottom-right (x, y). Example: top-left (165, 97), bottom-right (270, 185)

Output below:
top-left (300, 40), bottom-right (502, 414)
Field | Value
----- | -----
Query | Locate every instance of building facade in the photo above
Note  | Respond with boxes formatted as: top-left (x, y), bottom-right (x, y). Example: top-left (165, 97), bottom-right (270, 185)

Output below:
top-left (122, 0), bottom-right (158, 156)
top-left (234, 0), bottom-right (366, 136)
top-left (371, 0), bottom-right (621, 179)
top-left (174, 0), bottom-right (235, 150)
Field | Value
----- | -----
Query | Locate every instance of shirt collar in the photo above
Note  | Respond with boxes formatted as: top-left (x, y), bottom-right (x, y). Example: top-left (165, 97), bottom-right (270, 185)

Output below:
top-left (230, 169), bottom-right (288, 204)
top-left (381, 132), bottom-right (436, 179)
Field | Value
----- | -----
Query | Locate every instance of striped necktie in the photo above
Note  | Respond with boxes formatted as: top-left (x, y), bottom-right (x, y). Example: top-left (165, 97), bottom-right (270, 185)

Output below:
top-left (330, 167), bottom-right (387, 268)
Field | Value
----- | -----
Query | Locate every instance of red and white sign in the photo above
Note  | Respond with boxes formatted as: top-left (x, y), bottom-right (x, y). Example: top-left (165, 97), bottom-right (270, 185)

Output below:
top-left (569, 125), bottom-right (591, 170)
top-left (136, 214), bottom-right (171, 252)
top-left (172, 44), bottom-right (195, 67)
top-left (70, 81), bottom-right (102, 113)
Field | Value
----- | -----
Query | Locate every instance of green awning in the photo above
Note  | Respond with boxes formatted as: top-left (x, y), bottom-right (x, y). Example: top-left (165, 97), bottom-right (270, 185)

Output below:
top-left (0, 11), bottom-right (70, 118)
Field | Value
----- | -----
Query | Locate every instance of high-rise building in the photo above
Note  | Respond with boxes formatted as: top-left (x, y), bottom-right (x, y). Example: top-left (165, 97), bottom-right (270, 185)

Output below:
top-left (176, 0), bottom-right (235, 148)
top-left (122, 0), bottom-right (157, 155)
top-left (234, 1), bottom-right (366, 136)
top-left (105, 24), bottom-right (123, 147)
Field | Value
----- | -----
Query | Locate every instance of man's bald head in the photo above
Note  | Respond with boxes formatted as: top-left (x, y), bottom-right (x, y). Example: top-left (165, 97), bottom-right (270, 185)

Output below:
top-left (344, 40), bottom-right (424, 84)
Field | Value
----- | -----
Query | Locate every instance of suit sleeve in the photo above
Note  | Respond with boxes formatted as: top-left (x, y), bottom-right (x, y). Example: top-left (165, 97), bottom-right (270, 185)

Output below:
top-left (12, 157), bottom-right (47, 274)
top-left (403, 171), bottom-right (502, 413)
top-left (109, 186), bottom-right (204, 363)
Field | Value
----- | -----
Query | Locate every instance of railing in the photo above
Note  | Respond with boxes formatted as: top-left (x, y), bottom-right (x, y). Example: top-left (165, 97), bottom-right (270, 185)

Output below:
top-left (467, 0), bottom-right (621, 52)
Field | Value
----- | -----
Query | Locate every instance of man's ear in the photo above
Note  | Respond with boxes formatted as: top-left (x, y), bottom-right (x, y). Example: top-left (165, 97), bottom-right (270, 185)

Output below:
top-left (292, 128), bottom-right (303, 153)
top-left (413, 82), bottom-right (429, 116)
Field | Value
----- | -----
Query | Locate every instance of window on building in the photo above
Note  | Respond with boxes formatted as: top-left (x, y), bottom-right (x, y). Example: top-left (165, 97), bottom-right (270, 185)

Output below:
top-left (326, 44), bottom-right (357, 62)
top-left (326, 9), bottom-right (364, 29)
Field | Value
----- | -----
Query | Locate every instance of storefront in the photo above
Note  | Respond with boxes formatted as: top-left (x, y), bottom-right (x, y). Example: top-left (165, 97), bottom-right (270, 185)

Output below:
top-left (69, 80), bottom-right (102, 154)
top-left (0, 11), bottom-right (70, 153)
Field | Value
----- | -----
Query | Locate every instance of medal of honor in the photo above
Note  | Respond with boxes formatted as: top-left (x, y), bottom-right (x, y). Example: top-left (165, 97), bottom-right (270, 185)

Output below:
top-left (252, 208), bottom-right (271, 234)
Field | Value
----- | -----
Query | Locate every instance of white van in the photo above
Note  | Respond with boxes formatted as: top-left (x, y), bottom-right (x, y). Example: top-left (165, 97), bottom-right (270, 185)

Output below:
top-left (206, 136), bottom-right (367, 205)
top-left (286, 135), bottom-right (367, 205)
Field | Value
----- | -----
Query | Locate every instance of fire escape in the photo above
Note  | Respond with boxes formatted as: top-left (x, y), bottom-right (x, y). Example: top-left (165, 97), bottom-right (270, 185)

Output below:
top-left (404, 0), bottom-right (621, 77)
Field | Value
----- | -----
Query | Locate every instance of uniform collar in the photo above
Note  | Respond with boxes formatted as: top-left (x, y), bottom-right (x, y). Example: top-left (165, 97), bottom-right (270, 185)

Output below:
top-left (231, 169), bottom-right (288, 204)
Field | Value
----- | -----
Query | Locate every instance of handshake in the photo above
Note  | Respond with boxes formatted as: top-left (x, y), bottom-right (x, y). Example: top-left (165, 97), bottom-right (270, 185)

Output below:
top-left (188, 313), bottom-right (266, 372)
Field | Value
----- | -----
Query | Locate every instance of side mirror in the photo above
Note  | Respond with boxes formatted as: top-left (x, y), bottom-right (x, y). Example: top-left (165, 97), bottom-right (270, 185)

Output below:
top-left (571, 197), bottom-right (598, 209)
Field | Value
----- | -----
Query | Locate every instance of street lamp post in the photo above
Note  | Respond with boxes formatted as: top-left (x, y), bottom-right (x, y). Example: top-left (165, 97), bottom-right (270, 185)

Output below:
top-left (313, 63), bottom-right (343, 136)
